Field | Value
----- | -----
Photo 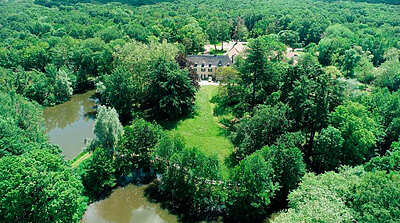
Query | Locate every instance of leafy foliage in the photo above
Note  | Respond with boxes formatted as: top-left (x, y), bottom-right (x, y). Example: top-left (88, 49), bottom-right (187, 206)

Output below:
top-left (329, 101), bottom-right (384, 166)
top-left (1, 0), bottom-right (400, 221)
top-left (230, 103), bottom-right (292, 164)
top-left (115, 119), bottom-right (164, 176)
top-left (0, 91), bottom-right (47, 157)
top-left (349, 171), bottom-right (400, 223)
top-left (158, 146), bottom-right (225, 220)
top-left (80, 148), bottom-right (116, 201)
top-left (359, 88), bottom-right (400, 153)
top-left (274, 165), bottom-right (400, 223)
top-left (311, 126), bottom-right (344, 172)
top-left (98, 41), bottom-right (196, 122)
top-left (152, 134), bottom-right (186, 173)
top-left (260, 145), bottom-right (306, 205)
top-left (365, 140), bottom-right (400, 172)
top-left (89, 105), bottom-right (124, 152)
top-left (0, 149), bottom-right (88, 223)
top-left (227, 152), bottom-right (278, 222)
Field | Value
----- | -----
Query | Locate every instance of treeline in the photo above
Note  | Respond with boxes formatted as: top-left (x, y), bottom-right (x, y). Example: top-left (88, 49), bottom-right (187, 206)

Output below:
top-left (322, 0), bottom-right (400, 5)
top-left (35, 0), bottom-right (175, 7)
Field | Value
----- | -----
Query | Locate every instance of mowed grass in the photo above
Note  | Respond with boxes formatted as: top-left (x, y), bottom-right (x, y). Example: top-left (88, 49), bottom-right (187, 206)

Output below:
top-left (169, 85), bottom-right (233, 169)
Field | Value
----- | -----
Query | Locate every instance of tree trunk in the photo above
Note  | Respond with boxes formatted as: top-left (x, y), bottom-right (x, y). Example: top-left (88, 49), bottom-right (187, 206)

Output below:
top-left (221, 41), bottom-right (224, 51)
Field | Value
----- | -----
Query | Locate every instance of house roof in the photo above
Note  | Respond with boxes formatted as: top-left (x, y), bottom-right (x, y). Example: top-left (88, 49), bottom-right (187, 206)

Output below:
top-left (228, 42), bottom-right (247, 54)
top-left (186, 55), bottom-right (231, 67)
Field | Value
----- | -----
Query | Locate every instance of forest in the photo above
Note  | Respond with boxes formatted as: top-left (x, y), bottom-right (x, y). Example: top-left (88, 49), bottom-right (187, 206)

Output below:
top-left (0, 0), bottom-right (399, 222)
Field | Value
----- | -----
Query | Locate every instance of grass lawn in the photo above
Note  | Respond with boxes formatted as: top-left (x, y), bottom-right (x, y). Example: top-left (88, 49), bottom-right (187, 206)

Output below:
top-left (168, 85), bottom-right (233, 172)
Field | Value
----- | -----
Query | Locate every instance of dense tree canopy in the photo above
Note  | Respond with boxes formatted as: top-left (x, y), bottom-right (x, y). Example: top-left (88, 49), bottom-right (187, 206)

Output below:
top-left (273, 166), bottom-right (400, 223)
top-left (0, 149), bottom-right (88, 223)
top-left (98, 41), bottom-right (196, 122)
top-left (230, 103), bottom-right (292, 164)
top-left (158, 146), bottom-right (225, 220)
top-left (0, 91), bottom-right (48, 157)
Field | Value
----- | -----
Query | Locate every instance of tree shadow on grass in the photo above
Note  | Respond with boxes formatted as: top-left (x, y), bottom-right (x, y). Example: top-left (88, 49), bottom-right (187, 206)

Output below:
top-left (159, 105), bottom-right (200, 130)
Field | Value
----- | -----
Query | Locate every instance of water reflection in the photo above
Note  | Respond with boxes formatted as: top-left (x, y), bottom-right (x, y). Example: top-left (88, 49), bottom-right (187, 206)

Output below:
top-left (43, 90), bottom-right (97, 160)
top-left (83, 184), bottom-right (178, 223)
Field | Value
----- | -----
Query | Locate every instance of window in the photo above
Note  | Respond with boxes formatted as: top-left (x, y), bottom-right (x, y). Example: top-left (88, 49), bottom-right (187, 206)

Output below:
top-left (209, 64), bottom-right (212, 67)
top-left (208, 68), bottom-right (213, 72)
top-left (201, 68), bottom-right (206, 72)
top-left (201, 64), bottom-right (205, 67)
top-left (194, 64), bottom-right (198, 67)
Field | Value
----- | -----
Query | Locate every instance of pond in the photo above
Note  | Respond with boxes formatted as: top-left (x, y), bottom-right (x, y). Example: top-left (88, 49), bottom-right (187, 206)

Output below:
top-left (83, 184), bottom-right (178, 223)
top-left (43, 90), bottom-right (97, 160)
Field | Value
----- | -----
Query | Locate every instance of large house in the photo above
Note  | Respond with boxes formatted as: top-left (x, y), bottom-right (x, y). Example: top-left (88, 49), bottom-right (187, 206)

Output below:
top-left (187, 41), bottom-right (248, 81)
top-left (186, 55), bottom-right (232, 81)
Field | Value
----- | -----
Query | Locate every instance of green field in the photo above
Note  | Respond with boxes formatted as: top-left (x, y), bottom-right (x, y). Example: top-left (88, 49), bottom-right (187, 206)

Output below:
top-left (169, 85), bottom-right (233, 166)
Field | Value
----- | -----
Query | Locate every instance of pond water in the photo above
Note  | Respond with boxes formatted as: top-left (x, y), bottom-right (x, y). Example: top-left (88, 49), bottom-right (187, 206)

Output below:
top-left (83, 184), bottom-right (178, 223)
top-left (43, 90), bottom-right (97, 160)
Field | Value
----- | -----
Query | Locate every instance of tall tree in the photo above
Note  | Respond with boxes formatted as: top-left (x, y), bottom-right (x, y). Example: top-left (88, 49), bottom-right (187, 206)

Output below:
top-left (260, 145), bottom-right (306, 205)
top-left (241, 35), bottom-right (286, 108)
top-left (206, 19), bottom-right (230, 51)
top-left (80, 148), bottom-right (116, 201)
top-left (227, 152), bottom-right (278, 222)
top-left (311, 126), bottom-right (344, 173)
top-left (280, 54), bottom-right (344, 165)
top-left (159, 147), bottom-right (225, 220)
top-left (89, 105), bottom-right (124, 153)
top-left (99, 41), bottom-right (196, 122)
